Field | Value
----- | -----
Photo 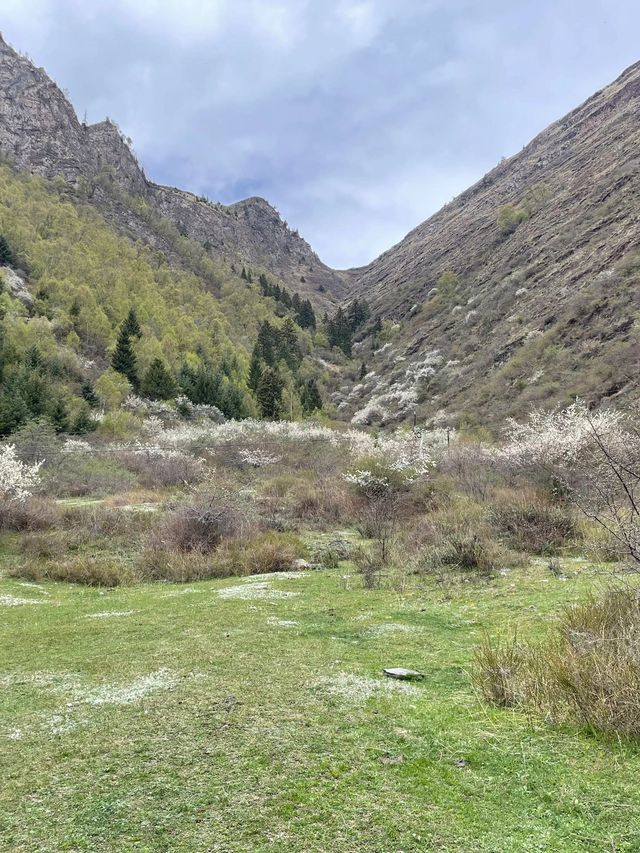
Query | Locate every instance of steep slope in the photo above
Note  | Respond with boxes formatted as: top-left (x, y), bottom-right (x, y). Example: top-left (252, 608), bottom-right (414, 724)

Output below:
top-left (0, 34), bottom-right (346, 308)
top-left (341, 61), bottom-right (640, 428)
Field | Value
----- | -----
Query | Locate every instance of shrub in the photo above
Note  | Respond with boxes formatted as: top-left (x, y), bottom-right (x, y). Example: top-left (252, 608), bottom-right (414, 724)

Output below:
top-left (240, 532), bottom-right (306, 574)
top-left (45, 455), bottom-right (136, 497)
top-left (150, 488), bottom-right (255, 553)
top-left (474, 586), bottom-right (640, 737)
top-left (139, 531), bottom-right (305, 581)
top-left (490, 492), bottom-right (578, 554)
top-left (116, 448), bottom-right (205, 488)
top-left (9, 556), bottom-right (136, 587)
top-left (497, 204), bottom-right (528, 235)
top-left (0, 496), bottom-right (60, 531)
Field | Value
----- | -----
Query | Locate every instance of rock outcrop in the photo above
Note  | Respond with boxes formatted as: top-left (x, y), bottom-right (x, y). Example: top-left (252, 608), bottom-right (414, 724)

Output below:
top-left (0, 33), bottom-right (346, 307)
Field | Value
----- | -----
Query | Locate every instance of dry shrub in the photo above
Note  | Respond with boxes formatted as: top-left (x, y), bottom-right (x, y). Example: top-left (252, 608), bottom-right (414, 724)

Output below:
top-left (9, 557), bottom-right (136, 587)
top-left (19, 531), bottom-right (72, 561)
top-left (288, 479), bottom-right (355, 527)
top-left (580, 521), bottom-right (627, 563)
top-left (61, 505), bottom-right (155, 539)
top-left (137, 548), bottom-right (214, 582)
top-left (490, 490), bottom-right (578, 555)
top-left (239, 532), bottom-right (305, 574)
top-left (474, 585), bottom-right (640, 737)
top-left (116, 450), bottom-right (205, 488)
top-left (416, 501), bottom-right (521, 577)
top-left (46, 456), bottom-right (136, 497)
top-left (151, 488), bottom-right (255, 553)
top-left (139, 531), bottom-right (306, 581)
top-left (473, 635), bottom-right (528, 708)
top-left (0, 497), bottom-right (61, 531)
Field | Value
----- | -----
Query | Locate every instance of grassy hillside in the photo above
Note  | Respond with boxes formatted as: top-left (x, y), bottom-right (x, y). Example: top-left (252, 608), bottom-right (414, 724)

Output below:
top-left (0, 165), bottom-right (329, 434)
top-left (338, 61), bottom-right (640, 430)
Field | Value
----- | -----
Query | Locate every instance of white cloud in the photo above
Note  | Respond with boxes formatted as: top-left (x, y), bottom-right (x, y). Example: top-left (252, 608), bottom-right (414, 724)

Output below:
top-left (2, 0), bottom-right (639, 267)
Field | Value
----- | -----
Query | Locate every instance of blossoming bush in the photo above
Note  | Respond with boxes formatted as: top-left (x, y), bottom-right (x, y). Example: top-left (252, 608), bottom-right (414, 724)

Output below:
top-left (0, 444), bottom-right (42, 502)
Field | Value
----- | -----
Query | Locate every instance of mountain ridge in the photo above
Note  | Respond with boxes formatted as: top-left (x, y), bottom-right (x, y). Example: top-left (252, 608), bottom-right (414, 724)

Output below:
top-left (0, 33), bottom-right (346, 308)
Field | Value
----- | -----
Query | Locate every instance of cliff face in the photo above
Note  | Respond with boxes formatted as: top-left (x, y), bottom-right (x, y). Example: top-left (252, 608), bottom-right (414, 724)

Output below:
top-left (339, 60), bottom-right (640, 427)
top-left (0, 34), bottom-right (346, 306)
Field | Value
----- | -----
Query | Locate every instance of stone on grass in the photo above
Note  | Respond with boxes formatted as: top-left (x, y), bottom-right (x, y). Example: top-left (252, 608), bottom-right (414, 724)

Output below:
top-left (291, 558), bottom-right (311, 570)
top-left (383, 667), bottom-right (424, 681)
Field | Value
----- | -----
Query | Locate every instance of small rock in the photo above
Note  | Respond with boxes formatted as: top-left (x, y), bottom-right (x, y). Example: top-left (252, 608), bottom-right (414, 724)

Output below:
top-left (454, 758), bottom-right (468, 768)
top-left (291, 558), bottom-right (311, 570)
top-left (383, 668), bottom-right (424, 681)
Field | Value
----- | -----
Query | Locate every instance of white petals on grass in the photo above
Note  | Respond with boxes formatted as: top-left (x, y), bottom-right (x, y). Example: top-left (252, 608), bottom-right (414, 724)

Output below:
top-left (267, 617), bottom-right (299, 628)
top-left (367, 623), bottom-right (417, 636)
top-left (83, 610), bottom-right (137, 619)
top-left (218, 581), bottom-right (299, 600)
top-left (70, 669), bottom-right (178, 706)
top-left (0, 594), bottom-right (48, 607)
top-left (317, 673), bottom-right (419, 703)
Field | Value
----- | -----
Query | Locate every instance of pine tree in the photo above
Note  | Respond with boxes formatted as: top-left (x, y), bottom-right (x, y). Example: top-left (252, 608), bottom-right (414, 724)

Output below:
top-left (111, 325), bottom-right (139, 391)
top-left (297, 299), bottom-right (316, 330)
top-left (80, 379), bottom-right (100, 408)
top-left (278, 318), bottom-right (300, 368)
top-left (359, 361), bottom-right (367, 379)
top-left (300, 378), bottom-right (322, 414)
top-left (122, 307), bottom-right (142, 338)
top-left (0, 235), bottom-right (14, 266)
top-left (327, 307), bottom-right (352, 357)
top-left (71, 404), bottom-right (96, 435)
top-left (256, 368), bottom-right (284, 419)
top-left (141, 358), bottom-right (177, 400)
top-left (248, 348), bottom-right (263, 392)
top-left (49, 397), bottom-right (69, 434)
top-left (241, 267), bottom-right (248, 281)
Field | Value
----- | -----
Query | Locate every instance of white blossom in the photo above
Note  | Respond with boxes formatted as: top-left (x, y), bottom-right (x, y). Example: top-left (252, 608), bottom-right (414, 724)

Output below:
top-left (0, 444), bottom-right (42, 502)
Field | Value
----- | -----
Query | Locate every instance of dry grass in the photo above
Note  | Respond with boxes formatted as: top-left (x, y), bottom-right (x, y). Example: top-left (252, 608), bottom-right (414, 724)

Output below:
top-left (474, 584), bottom-right (640, 737)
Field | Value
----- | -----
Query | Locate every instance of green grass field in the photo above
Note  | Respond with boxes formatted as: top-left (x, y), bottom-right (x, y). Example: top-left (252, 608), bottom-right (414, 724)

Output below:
top-left (2, 556), bottom-right (639, 852)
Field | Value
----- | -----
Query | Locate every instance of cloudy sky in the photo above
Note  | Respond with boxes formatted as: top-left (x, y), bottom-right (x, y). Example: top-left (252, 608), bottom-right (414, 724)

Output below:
top-left (2, 1), bottom-right (639, 268)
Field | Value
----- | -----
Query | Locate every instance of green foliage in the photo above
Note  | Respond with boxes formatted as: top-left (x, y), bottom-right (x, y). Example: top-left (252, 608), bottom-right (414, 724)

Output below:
top-left (326, 306), bottom-right (352, 356)
top-left (497, 204), bottom-right (529, 235)
top-left (300, 377), bottom-right (323, 414)
top-left (0, 234), bottom-right (14, 266)
top-left (141, 358), bottom-right (177, 400)
top-left (111, 323), bottom-right (139, 391)
top-left (521, 181), bottom-right (553, 216)
top-left (256, 367), bottom-right (285, 419)
top-left (437, 270), bottom-right (460, 300)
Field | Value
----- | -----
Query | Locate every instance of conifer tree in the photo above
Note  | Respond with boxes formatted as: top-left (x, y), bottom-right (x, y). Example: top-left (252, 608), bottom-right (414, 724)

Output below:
top-left (279, 318), bottom-right (300, 368)
top-left (256, 368), bottom-right (284, 419)
top-left (359, 361), bottom-right (367, 379)
top-left (248, 348), bottom-right (263, 392)
top-left (297, 299), bottom-right (316, 330)
top-left (80, 379), bottom-right (100, 408)
top-left (111, 325), bottom-right (139, 391)
top-left (141, 358), bottom-right (177, 400)
top-left (0, 235), bottom-right (14, 266)
top-left (49, 397), bottom-right (69, 434)
top-left (122, 307), bottom-right (142, 339)
top-left (300, 377), bottom-right (322, 414)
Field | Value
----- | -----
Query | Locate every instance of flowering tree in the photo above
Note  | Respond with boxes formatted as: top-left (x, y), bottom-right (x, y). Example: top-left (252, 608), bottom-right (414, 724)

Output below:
top-left (0, 444), bottom-right (42, 502)
top-left (499, 403), bottom-right (640, 567)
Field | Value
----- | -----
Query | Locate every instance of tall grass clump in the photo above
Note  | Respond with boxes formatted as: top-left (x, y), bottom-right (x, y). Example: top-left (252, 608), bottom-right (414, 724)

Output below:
top-left (474, 585), bottom-right (640, 737)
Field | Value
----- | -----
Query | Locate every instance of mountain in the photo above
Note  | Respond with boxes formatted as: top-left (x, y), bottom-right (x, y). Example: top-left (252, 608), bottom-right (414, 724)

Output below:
top-left (340, 61), bottom-right (640, 429)
top-left (0, 34), bottom-right (346, 308)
